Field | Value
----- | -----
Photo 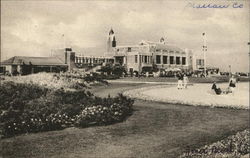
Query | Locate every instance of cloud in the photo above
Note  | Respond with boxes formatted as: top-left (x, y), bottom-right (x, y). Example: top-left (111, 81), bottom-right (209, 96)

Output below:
top-left (121, 11), bottom-right (155, 31)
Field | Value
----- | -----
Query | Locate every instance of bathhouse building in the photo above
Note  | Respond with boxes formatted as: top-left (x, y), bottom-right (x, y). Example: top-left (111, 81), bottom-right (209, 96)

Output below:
top-left (106, 29), bottom-right (194, 73)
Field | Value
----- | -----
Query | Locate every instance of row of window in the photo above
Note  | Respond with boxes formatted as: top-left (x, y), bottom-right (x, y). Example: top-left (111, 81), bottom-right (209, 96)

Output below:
top-left (74, 57), bottom-right (113, 64)
top-left (134, 55), bottom-right (186, 65)
top-left (135, 55), bottom-right (152, 64)
top-left (156, 55), bottom-right (186, 65)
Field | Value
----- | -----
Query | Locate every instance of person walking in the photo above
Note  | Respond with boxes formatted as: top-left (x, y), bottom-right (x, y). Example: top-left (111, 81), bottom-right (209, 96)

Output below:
top-left (183, 74), bottom-right (188, 89)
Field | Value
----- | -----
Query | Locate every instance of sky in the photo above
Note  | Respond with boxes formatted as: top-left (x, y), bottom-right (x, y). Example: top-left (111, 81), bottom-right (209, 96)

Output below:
top-left (1, 0), bottom-right (249, 72)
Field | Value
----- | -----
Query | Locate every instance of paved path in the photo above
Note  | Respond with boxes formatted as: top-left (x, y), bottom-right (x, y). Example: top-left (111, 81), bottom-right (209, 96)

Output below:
top-left (108, 80), bottom-right (193, 85)
top-left (123, 82), bottom-right (249, 109)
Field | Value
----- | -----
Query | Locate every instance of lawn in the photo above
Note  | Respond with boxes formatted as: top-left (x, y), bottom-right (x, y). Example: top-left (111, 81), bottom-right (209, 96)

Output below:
top-left (0, 83), bottom-right (249, 158)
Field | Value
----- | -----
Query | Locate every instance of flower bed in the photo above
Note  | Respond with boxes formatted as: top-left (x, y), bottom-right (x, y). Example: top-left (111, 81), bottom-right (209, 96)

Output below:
top-left (0, 81), bottom-right (134, 138)
top-left (180, 130), bottom-right (250, 158)
top-left (76, 94), bottom-right (133, 127)
top-left (3, 72), bottom-right (108, 90)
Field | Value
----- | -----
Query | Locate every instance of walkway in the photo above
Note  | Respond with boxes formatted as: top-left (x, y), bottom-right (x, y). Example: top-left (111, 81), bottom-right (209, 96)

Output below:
top-left (123, 82), bottom-right (249, 109)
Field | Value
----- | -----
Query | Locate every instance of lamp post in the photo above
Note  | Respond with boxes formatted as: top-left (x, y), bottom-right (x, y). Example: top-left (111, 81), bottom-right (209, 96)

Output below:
top-left (248, 42), bottom-right (250, 76)
top-left (202, 32), bottom-right (207, 77)
top-left (229, 65), bottom-right (231, 75)
top-left (62, 34), bottom-right (66, 49)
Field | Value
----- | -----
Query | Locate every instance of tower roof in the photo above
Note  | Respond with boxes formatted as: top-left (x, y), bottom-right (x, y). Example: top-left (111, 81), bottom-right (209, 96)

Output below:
top-left (109, 28), bottom-right (114, 35)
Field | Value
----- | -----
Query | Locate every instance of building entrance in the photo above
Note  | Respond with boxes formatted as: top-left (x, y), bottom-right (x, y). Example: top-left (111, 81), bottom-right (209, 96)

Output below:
top-left (115, 56), bottom-right (124, 65)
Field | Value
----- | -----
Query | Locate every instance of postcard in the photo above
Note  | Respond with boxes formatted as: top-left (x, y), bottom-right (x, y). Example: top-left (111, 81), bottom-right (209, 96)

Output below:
top-left (0, 0), bottom-right (249, 157)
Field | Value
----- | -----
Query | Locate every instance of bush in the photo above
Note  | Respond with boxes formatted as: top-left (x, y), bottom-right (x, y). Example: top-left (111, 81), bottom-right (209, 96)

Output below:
top-left (0, 81), bottom-right (49, 112)
top-left (180, 130), bottom-right (250, 158)
top-left (4, 72), bottom-right (109, 90)
top-left (99, 65), bottom-right (126, 78)
top-left (75, 94), bottom-right (134, 127)
top-left (83, 73), bottom-right (109, 85)
top-left (0, 82), bottom-right (134, 138)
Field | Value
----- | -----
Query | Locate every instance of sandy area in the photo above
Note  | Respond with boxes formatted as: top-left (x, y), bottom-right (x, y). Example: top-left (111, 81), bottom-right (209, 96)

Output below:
top-left (123, 82), bottom-right (249, 109)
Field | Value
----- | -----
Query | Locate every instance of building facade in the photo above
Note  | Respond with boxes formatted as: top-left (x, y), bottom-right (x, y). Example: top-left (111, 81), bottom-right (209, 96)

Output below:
top-left (0, 56), bottom-right (68, 75)
top-left (106, 29), bottom-right (194, 73)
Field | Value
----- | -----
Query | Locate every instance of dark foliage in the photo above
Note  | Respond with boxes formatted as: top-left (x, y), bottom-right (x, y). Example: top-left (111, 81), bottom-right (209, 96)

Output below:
top-left (0, 82), bottom-right (134, 138)
top-left (180, 130), bottom-right (250, 158)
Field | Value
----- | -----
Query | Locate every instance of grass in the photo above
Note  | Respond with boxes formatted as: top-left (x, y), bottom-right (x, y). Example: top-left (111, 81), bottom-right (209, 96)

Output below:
top-left (0, 83), bottom-right (249, 158)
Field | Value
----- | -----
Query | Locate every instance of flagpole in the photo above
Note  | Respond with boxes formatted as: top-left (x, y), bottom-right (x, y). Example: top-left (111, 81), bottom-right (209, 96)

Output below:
top-left (202, 32), bottom-right (207, 77)
top-left (62, 34), bottom-right (66, 49)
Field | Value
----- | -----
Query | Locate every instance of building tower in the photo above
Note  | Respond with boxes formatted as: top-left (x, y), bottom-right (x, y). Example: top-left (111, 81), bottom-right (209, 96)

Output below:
top-left (160, 37), bottom-right (165, 44)
top-left (107, 28), bottom-right (116, 54)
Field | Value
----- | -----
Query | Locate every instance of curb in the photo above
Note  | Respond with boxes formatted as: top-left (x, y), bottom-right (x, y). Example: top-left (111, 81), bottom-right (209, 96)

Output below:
top-left (107, 80), bottom-right (194, 85)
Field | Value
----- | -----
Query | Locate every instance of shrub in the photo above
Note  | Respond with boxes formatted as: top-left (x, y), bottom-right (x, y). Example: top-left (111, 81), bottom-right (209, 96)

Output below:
top-left (75, 94), bottom-right (134, 127)
top-left (0, 82), bottom-right (134, 138)
top-left (99, 65), bottom-right (126, 77)
top-left (83, 73), bottom-right (109, 85)
top-left (4, 72), bottom-right (109, 90)
top-left (180, 130), bottom-right (250, 158)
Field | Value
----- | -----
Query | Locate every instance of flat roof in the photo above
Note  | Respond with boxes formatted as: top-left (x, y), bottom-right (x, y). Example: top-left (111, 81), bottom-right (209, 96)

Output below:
top-left (0, 56), bottom-right (67, 66)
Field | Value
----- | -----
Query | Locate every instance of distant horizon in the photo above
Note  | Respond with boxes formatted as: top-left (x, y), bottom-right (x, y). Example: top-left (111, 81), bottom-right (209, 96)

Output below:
top-left (1, 1), bottom-right (249, 72)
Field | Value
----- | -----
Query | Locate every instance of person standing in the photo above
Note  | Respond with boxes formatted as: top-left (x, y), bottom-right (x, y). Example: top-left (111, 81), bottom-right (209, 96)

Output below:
top-left (177, 72), bottom-right (183, 89)
top-left (229, 74), bottom-right (237, 95)
top-left (183, 74), bottom-right (189, 89)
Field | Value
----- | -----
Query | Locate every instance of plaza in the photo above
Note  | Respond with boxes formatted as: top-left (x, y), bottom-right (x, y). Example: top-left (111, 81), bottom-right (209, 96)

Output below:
top-left (123, 82), bottom-right (249, 109)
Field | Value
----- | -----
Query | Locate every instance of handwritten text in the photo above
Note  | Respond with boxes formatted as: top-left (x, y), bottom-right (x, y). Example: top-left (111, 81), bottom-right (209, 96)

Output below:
top-left (187, 2), bottom-right (243, 9)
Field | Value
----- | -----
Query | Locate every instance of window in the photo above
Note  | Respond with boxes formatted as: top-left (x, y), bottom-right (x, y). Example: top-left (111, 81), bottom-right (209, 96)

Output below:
top-left (196, 59), bottom-right (204, 66)
top-left (144, 56), bottom-right (148, 63)
top-left (156, 55), bottom-right (161, 64)
top-left (182, 57), bottom-right (186, 65)
top-left (170, 56), bottom-right (174, 64)
top-left (128, 47), bottom-right (131, 52)
top-left (196, 59), bottom-right (200, 65)
top-left (135, 55), bottom-right (138, 63)
top-left (163, 56), bottom-right (168, 64)
top-left (176, 57), bottom-right (180, 65)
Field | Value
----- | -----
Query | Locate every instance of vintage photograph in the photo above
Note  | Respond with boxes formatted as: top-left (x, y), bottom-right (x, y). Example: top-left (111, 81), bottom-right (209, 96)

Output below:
top-left (0, 0), bottom-right (249, 157)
